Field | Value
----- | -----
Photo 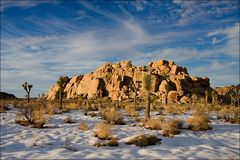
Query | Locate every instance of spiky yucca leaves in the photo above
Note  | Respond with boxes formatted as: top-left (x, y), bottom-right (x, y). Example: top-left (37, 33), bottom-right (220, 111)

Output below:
top-left (143, 74), bottom-right (152, 120)
top-left (57, 76), bottom-right (69, 109)
top-left (22, 82), bottom-right (33, 103)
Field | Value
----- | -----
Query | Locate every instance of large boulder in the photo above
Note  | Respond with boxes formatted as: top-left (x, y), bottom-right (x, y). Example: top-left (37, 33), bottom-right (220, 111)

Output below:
top-left (46, 59), bottom-right (212, 102)
top-left (167, 91), bottom-right (179, 103)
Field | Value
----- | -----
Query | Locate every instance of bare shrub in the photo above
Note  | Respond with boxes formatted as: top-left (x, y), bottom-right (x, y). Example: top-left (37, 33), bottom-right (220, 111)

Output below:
top-left (46, 103), bottom-right (56, 116)
top-left (218, 106), bottom-right (240, 124)
top-left (192, 103), bottom-right (210, 116)
top-left (79, 121), bottom-right (88, 131)
top-left (162, 119), bottom-right (182, 137)
top-left (125, 135), bottom-right (161, 147)
top-left (32, 107), bottom-right (49, 128)
top-left (164, 105), bottom-right (177, 114)
top-left (99, 107), bottom-right (124, 125)
top-left (63, 103), bottom-right (80, 110)
top-left (144, 117), bottom-right (163, 130)
top-left (94, 123), bottom-right (112, 140)
top-left (106, 138), bottom-right (119, 147)
top-left (125, 104), bottom-right (139, 117)
top-left (15, 101), bottom-right (49, 128)
top-left (187, 115), bottom-right (211, 131)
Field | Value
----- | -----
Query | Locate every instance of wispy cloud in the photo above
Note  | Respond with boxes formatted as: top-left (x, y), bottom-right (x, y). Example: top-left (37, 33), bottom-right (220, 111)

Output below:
top-left (0, 0), bottom-right (55, 11)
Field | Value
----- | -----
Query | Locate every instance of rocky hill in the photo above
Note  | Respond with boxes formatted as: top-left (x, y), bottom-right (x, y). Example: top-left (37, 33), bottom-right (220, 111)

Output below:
top-left (46, 60), bottom-right (211, 103)
top-left (0, 92), bottom-right (17, 99)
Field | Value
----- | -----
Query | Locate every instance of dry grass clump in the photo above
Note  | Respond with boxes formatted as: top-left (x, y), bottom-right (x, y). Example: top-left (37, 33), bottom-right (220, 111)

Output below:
top-left (15, 101), bottom-right (49, 128)
top-left (94, 123), bottom-right (112, 140)
top-left (217, 106), bottom-right (240, 124)
top-left (125, 104), bottom-right (139, 117)
top-left (99, 107), bottom-right (124, 125)
top-left (63, 103), bottom-right (80, 110)
top-left (125, 135), bottom-right (161, 147)
top-left (164, 105), bottom-right (177, 114)
top-left (78, 121), bottom-right (88, 131)
top-left (63, 116), bottom-right (75, 124)
top-left (46, 103), bottom-right (56, 116)
top-left (161, 119), bottom-right (182, 138)
top-left (187, 115), bottom-right (211, 131)
top-left (192, 103), bottom-right (210, 116)
top-left (144, 117), bottom-right (163, 130)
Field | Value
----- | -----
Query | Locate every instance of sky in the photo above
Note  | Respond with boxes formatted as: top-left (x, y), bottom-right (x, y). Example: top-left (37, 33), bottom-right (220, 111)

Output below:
top-left (1, 0), bottom-right (239, 98)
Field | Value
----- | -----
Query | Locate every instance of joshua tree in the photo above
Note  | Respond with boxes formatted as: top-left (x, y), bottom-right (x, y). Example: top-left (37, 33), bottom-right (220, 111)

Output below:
top-left (57, 76), bottom-right (69, 110)
top-left (22, 82), bottom-right (33, 103)
top-left (211, 90), bottom-right (218, 104)
top-left (143, 74), bottom-right (152, 120)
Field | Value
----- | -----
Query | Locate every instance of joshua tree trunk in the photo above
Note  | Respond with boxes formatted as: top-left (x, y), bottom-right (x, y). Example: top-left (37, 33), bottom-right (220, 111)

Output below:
top-left (27, 92), bottom-right (30, 103)
top-left (145, 90), bottom-right (151, 120)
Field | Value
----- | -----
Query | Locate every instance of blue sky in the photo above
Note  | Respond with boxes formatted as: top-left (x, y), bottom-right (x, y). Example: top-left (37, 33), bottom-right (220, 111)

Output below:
top-left (1, 0), bottom-right (239, 98)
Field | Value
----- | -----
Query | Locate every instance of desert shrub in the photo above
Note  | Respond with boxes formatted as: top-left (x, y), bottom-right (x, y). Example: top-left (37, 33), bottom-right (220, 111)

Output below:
top-left (187, 115), bottom-right (211, 131)
top-left (63, 116), bottom-right (75, 124)
top-left (164, 105), bottom-right (177, 114)
top-left (218, 106), bottom-right (240, 124)
top-left (32, 107), bottom-right (49, 128)
top-left (46, 103), bottom-right (56, 116)
top-left (99, 107), bottom-right (124, 125)
top-left (192, 103), bottom-right (210, 116)
top-left (63, 103), bottom-right (80, 110)
top-left (144, 117), bottom-right (163, 130)
top-left (78, 121), bottom-right (88, 131)
top-left (15, 102), bottom-right (49, 128)
top-left (176, 105), bottom-right (190, 115)
top-left (125, 104), bottom-right (139, 117)
top-left (94, 123), bottom-right (112, 140)
top-left (162, 119), bottom-right (182, 137)
top-left (125, 135), bottom-right (161, 147)
top-left (91, 137), bottom-right (119, 147)
top-left (106, 138), bottom-right (119, 147)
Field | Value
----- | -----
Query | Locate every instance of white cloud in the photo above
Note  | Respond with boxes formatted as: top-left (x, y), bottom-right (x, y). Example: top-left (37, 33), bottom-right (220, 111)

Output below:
top-left (208, 23), bottom-right (240, 57)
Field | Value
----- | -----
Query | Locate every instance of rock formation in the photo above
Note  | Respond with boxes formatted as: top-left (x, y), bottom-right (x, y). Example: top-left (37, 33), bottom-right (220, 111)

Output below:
top-left (46, 60), bottom-right (211, 103)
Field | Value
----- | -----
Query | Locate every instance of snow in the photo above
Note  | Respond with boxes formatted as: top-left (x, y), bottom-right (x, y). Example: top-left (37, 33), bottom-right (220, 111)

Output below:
top-left (1, 107), bottom-right (239, 159)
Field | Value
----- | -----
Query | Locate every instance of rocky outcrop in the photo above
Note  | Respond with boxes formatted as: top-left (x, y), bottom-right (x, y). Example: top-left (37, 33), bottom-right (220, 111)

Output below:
top-left (46, 59), bottom-right (211, 102)
top-left (0, 92), bottom-right (17, 99)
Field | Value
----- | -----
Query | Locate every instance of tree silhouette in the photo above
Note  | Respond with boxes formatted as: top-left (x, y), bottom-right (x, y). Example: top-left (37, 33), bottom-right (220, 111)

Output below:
top-left (57, 76), bottom-right (69, 109)
top-left (143, 74), bottom-right (152, 120)
top-left (22, 82), bottom-right (33, 103)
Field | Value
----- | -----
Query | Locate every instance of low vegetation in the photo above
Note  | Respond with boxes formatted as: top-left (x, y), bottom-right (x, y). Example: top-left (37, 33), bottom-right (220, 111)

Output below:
top-left (187, 115), bottom-right (211, 131)
top-left (161, 119), bottom-right (182, 137)
top-left (94, 123), bottom-right (112, 140)
top-left (15, 101), bottom-right (50, 128)
top-left (125, 135), bottom-right (161, 147)
top-left (78, 121), bottom-right (88, 131)
top-left (99, 107), bottom-right (124, 125)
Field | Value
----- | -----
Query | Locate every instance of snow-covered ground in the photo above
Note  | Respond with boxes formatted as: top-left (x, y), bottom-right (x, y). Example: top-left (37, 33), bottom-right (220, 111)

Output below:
top-left (1, 107), bottom-right (239, 159)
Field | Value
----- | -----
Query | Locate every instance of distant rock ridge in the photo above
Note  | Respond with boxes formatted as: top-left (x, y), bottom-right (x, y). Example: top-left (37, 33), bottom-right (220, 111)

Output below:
top-left (46, 59), bottom-right (211, 102)
top-left (0, 92), bottom-right (17, 99)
